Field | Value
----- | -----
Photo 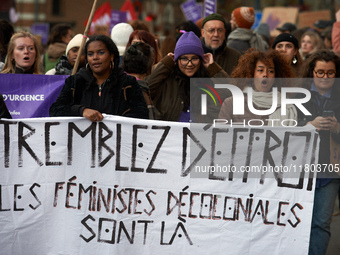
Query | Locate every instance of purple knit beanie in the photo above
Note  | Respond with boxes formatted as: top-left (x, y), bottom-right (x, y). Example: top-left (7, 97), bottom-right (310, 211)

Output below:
top-left (174, 31), bottom-right (204, 61)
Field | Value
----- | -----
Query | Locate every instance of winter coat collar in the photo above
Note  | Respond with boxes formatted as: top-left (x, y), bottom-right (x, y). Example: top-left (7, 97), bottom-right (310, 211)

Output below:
top-left (227, 28), bottom-right (253, 41)
top-left (202, 39), bottom-right (227, 55)
top-left (14, 65), bottom-right (34, 74)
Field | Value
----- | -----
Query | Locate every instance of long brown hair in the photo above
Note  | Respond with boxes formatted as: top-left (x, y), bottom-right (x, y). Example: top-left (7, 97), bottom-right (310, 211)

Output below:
top-left (1, 31), bottom-right (41, 74)
top-left (299, 30), bottom-right (324, 57)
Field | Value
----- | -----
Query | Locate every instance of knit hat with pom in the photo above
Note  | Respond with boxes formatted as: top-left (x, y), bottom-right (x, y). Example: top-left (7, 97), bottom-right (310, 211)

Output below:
top-left (232, 7), bottom-right (255, 29)
top-left (110, 23), bottom-right (134, 56)
top-left (174, 31), bottom-right (204, 61)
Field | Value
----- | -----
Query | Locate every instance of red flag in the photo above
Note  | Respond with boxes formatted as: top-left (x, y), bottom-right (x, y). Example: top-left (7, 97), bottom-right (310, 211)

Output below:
top-left (120, 0), bottom-right (137, 21)
top-left (84, 1), bottom-right (112, 35)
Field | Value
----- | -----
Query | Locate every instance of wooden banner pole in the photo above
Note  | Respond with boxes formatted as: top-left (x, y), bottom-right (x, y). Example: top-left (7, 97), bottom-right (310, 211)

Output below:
top-left (72, 0), bottom-right (99, 75)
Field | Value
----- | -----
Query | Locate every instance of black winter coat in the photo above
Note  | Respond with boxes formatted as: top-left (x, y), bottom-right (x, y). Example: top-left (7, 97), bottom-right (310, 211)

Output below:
top-left (49, 68), bottom-right (148, 119)
top-left (0, 94), bottom-right (12, 119)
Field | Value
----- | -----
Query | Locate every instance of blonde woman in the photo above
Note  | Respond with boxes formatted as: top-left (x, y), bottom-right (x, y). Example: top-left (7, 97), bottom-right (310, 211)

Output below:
top-left (1, 31), bottom-right (41, 74)
top-left (299, 30), bottom-right (324, 60)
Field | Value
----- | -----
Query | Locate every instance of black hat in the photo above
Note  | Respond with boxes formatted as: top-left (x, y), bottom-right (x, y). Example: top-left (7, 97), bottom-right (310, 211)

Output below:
top-left (272, 33), bottom-right (299, 49)
top-left (276, 22), bottom-right (297, 32)
top-left (314, 20), bottom-right (335, 29)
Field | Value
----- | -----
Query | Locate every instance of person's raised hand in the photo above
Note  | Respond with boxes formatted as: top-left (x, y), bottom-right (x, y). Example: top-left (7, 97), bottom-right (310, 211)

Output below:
top-left (309, 116), bottom-right (333, 131)
top-left (167, 52), bottom-right (175, 62)
top-left (203, 53), bottom-right (214, 68)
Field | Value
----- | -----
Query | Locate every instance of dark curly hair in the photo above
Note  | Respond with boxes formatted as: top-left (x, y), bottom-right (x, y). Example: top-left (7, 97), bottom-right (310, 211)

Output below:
top-left (231, 49), bottom-right (295, 91)
top-left (0, 19), bottom-right (14, 61)
top-left (300, 49), bottom-right (340, 78)
top-left (125, 30), bottom-right (161, 63)
top-left (299, 49), bottom-right (340, 93)
top-left (122, 42), bottom-right (154, 75)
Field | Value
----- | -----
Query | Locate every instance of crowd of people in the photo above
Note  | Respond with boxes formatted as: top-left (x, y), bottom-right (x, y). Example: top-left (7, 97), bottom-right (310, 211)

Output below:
top-left (0, 6), bottom-right (340, 255)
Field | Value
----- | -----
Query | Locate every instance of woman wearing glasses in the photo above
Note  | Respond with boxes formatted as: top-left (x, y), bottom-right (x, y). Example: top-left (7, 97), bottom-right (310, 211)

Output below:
top-left (298, 50), bottom-right (340, 255)
top-left (146, 31), bottom-right (229, 122)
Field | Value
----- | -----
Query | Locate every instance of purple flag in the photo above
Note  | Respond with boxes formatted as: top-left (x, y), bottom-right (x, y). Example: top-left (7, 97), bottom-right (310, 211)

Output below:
top-left (180, 0), bottom-right (202, 23)
top-left (109, 10), bottom-right (128, 32)
top-left (196, 3), bottom-right (203, 18)
top-left (0, 74), bottom-right (67, 119)
top-left (204, 0), bottom-right (216, 17)
top-left (31, 23), bottom-right (50, 45)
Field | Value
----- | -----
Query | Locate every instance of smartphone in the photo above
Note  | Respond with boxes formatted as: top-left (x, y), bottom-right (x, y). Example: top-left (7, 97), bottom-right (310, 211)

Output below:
top-left (322, 110), bottom-right (334, 117)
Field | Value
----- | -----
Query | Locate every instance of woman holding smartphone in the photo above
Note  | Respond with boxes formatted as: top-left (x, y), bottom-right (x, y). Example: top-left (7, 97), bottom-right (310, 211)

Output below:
top-left (298, 49), bottom-right (340, 255)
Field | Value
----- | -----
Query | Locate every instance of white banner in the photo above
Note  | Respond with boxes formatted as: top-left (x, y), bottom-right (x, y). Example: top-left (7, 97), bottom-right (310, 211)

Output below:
top-left (0, 116), bottom-right (319, 254)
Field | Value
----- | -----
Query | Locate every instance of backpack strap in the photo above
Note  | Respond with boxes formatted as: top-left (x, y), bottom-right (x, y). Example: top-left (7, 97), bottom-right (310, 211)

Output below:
top-left (137, 80), bottom-right (157, 120)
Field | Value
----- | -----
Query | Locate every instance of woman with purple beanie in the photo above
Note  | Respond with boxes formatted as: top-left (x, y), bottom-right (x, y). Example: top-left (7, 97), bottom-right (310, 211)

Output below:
top-left (146, 31), bottom-right (230, 122)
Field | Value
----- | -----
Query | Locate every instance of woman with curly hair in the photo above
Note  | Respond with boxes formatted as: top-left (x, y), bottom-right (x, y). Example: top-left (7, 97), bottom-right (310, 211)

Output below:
top-left (122, 42), bottom-right (154, 79)
top-left (49, 35), bottom-right (148, 121)
top-left (122, 42), bottom-right (157, 119)
top-left (1, 31), bottom-right (41, 74)
top-left (218, 49), bottom-right (297, 126)
top-left (298, 49), bottom-right (340, 255)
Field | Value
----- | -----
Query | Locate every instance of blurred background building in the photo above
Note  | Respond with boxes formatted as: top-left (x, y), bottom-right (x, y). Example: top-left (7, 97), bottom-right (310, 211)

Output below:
top-left (1, 0), bottom-right (339, 45)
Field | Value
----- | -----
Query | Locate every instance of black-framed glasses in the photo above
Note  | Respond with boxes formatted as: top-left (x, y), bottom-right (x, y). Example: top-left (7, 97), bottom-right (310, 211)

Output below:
top-left (178, 57), bottom-right (200, 66)
top-left (314, 69), bottom-right (336, 78)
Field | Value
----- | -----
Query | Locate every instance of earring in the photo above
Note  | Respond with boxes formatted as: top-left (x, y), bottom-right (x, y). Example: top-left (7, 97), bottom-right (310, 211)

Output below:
top-left (292, 56), bottom-right (297, 65)
top-left (110, 61), bottom-right (114, 69)
top-left (86, 63), bottom-right (89, 70)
